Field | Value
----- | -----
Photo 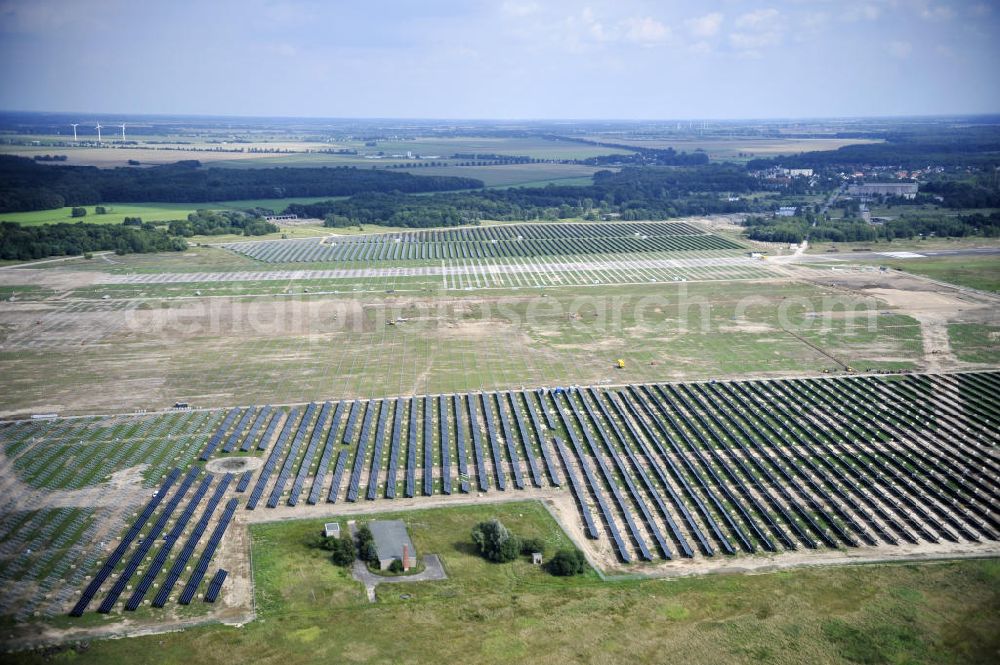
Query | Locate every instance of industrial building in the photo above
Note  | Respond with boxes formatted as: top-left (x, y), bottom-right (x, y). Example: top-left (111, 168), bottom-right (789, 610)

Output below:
top-left (847, 183), bottom-right (919, 199)
top-left (369, 520), bottom-right (416, 571)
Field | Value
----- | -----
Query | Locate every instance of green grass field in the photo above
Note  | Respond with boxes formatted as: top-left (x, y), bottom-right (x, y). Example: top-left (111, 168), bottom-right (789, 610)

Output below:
top-left (880, 256), bottom-right (1000, 292)
top-left (806, 236), bottom-right (1000, 255)
top-left (13, 502), bottom-right (999, 664)
top-left (948, 324), bottom-right (1000, 364)
top-left (0, 197), bottom-right (347, 228)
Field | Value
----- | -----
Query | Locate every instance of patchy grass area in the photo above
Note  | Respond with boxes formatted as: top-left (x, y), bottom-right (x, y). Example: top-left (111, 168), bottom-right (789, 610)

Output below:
top-left (807, 237), bottom-right (1000, 255)
top-left (877, 256), bottom-right (1000, 292)
top-left (949, 324), bottom-right (1000, 364)
top-left (0, 280), bottom-right (930, 416)
top-left (13, 501), bottom-right (1000, 664)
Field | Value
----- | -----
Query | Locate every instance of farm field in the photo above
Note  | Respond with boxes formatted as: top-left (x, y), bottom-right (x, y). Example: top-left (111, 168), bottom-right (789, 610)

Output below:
top-left (0, 197), bottom-right (341, 228)
top-left (1, 135), bottom-right (627, 187)
top-left (579, 136), bottom-right (884, 161)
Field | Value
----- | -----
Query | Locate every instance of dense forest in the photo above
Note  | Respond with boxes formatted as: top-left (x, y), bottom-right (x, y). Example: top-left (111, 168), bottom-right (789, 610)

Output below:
top-left (0, 221), bottom-right (187, 260)
top-left (919, 179), bottom-right (1000, 209)
top-left (747, 126), bottom-right (1000, 170)
top-left (744, 211), bottom-right (1000, 244)
top-left (287, 165), bottom-right (753, 228)
top-left (0, 156), bottom-right (484, 213)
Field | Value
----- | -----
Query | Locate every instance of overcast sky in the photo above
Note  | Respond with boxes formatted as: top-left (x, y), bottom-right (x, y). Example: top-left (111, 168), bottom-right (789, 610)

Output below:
top-left (0, 0), bottom-right (997, 120)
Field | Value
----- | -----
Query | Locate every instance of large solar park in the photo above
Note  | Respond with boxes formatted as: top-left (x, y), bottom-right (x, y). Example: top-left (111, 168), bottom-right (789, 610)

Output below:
top-left (1, 218), bottom-right (997, 647)
top-left (2, 370), bottom-right (997, 620)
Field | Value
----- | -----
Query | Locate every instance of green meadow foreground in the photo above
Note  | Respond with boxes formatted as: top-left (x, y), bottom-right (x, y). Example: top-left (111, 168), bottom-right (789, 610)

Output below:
top-left (13, 502), bottom-right (999, 665)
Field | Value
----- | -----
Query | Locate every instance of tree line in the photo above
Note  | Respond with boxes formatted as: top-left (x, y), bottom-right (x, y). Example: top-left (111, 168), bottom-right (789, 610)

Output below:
top-left (744, 211), bottom-right (1000, 244)
top-left (286, 165), bottom-right (754, 229)
top-left (0, 221), bottom-right (187, 261)
top-left (0, 155), bottom-right (484, 213)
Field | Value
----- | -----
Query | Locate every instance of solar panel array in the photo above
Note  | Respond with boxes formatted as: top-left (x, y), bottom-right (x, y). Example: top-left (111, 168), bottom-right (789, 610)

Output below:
top-left (152, 474), bottom-right (233, 608)
top-left (61, 370), bottom-right (1000, 619)
top-left (125, 474), bottom-right (214, 611)
top-left (224, 221), bottom-right (742, 264)
top-left (69, 468), bottom-right (182, 616)
top-left (212, 373), bottom-right (996, 565)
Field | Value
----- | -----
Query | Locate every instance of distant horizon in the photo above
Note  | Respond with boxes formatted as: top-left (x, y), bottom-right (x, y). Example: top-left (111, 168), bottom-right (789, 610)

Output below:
top-left (2, 108), bottom-right (999, 125)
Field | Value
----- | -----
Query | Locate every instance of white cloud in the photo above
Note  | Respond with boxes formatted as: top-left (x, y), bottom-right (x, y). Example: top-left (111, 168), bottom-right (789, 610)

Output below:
top-left (561, 8), bottom-right (672, 49)
top-left (888, 40), bottom-right (912, 58)
top-left (622, 16), bottom-right (670, 44)
top-left (685, 12), bottom-right (722, 38)
top-left (844, 4), bottom-right (882, 22)
top-left (730, 7), bottom-right (782, 55)
top-left (800, 12), bottom-right (830, 30)
top-left (919, 4), bottom-right (955, 21)
top-left (736, 8), bottom-right (779, 29)
top-left (500, 2), bottom-right (540, 18)
top-left (581, 7), bottom-right (609, 42)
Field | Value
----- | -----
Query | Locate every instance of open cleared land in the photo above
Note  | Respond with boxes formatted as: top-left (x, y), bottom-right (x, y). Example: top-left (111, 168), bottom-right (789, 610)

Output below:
top-left (0, 276), bottom-right (937, 416)
top-left (875, 256), bottom-right (1000, 293)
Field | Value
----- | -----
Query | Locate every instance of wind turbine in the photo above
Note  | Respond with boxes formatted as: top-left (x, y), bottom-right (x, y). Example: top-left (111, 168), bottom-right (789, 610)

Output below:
top-left (120, 123), bottom-right (126, 142)
top-left (71, 123), bottom-right (79, 141)
top-left (95, 122), bottom-right (102, 143)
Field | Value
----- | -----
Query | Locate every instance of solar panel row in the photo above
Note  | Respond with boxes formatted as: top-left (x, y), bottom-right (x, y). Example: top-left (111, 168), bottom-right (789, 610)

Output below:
top-left (199, 407), bottom-right (241, 460)
top-left (69, 468), bottom-right (182, 616)
top-left (152, 473), bottom-right (233, 608)
top-left (178, 498), bottom-right (239, 604)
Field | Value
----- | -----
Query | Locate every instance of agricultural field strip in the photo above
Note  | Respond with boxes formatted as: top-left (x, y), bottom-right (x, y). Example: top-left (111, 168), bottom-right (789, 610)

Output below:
top-left (100, 254), bottom-right (769, 284)
top-left (11, 370), bottom-right (996, 620)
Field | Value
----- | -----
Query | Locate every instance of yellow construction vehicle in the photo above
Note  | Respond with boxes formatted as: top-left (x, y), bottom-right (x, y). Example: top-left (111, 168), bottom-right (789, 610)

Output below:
top-left (616, 359), bottom-right (625, 369)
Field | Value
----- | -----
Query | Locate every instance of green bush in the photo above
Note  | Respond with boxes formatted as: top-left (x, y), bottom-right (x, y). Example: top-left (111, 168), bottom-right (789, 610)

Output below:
top-left (388, 559), bottom-right (404, 573)
top-left (70, 207), bottom-right (86, 218)
top-left (355, 524), bottom-right (379, 564)
top-left (330, 533), bottom-right (356, 566)
top-left (306, 533), bottom-right (336, 551)
top-left (471, 518), bottom-right (520, 563)
top-left (520, 537), bottom-right (545, 555)
top-left (546, 549), bottom-right (587, 576)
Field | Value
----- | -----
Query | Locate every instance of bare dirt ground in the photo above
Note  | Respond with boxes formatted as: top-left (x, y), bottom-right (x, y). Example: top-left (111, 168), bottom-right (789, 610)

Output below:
top-left (0, 441), bottom-right (149, 512)
top-left (785, 266), bottom-right (999, 371)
